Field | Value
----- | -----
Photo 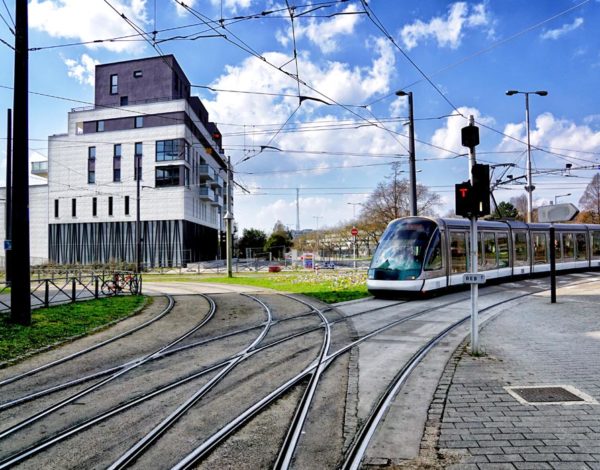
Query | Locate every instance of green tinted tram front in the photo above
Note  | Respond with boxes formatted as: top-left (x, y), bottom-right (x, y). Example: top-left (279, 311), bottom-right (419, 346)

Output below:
top-left (368, 219), bottom-right (439, 281)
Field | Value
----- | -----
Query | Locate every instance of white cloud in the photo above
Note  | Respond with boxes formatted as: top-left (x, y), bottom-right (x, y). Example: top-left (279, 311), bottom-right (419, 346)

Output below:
top-left (277, 4), bottom-right (363, 54)
top-left (400, 2), bottom-right (490, 50)
top-left (63, 54), bottom-right (99, 86)
top-left (431, 106), bottom-right (494, 157)
top-left (540, 17), bottom-right (583, 40)
top-left (498, 112), bottom-right (600, 159)
top-left (209, 0), bottom-right (253, 13)
top-left (29, 0), bottom-right (149, 53)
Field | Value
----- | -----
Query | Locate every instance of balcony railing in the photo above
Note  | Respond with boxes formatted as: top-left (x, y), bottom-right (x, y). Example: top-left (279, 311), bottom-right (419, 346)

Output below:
top-left (210, 174), bottom-right (224, 188)
top-left (31, 161), bottom-right (48, 177)
top-left (199, 186), bottom-right (215, 200)
top-left (198, 164), bottom-right (216, 181)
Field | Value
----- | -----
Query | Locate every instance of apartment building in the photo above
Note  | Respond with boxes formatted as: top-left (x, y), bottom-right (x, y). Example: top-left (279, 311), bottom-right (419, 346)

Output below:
top-left (24, 55), bottom-right (229, 267)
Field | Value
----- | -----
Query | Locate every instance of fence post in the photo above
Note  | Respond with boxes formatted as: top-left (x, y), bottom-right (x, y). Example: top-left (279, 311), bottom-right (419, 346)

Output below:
top-left (44, 279), bottom-right (49, 308)
top-left (72, 278), bottom-right (76, 303)
top-left (95, 276), bottom-right (99, 299)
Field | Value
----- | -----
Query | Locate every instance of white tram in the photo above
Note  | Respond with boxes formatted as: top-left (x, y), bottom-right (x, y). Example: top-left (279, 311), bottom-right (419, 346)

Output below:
top-left (367, 217), bottom-right (600, 296)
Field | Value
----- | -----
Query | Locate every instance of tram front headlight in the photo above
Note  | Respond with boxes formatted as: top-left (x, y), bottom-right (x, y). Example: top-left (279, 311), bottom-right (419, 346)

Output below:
top-left (367, 269), bottom-right (375, 280)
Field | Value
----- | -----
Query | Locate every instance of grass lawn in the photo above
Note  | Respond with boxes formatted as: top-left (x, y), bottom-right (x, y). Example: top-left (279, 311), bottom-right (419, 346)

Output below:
top-left (144, 270), bottom-right (370, 304)
top-left (0, 295), bottom-right (147, 364)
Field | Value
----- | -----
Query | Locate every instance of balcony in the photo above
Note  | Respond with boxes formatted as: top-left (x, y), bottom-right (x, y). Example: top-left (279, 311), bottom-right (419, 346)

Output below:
top-left (211, 193), bottom-right (222, 206)
top-left (198, 164), bottom-right (216, 181)
top-left (199, 186), bottom-right (215, 200)
top-left (210, 174), bottom-right (223, 188)
top-left (31, 161), bottom-right (48, 178)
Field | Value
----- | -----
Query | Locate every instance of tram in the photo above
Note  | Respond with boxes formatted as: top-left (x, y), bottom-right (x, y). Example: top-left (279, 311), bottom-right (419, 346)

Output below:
top-left (367, 216), bottom-right (600, 297)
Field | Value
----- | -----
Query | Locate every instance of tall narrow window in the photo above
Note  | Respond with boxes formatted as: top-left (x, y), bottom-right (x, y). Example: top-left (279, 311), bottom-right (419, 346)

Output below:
top-left (88, 146), bottom-right (96, 184)
top-left (125, 196), bottom-right (130, 215)
top-left (96, 120), bottom-right (105, 132)
top-left (108, 196), bottom-right (113, 216)
top-left (92, 197), bottom-right (97, 216)
top-left (113, 144), bottom-right (122, 182)
top-left (54, 199), bottom-right (59, 218)
top-left (72, 198), bottom-right (77, 217)
top-left (134, 142), bottom-right (143, 181)
top-left (134, 116), bottom-right (143, 128)
top-left (110, 74), bottom-right (118, 94)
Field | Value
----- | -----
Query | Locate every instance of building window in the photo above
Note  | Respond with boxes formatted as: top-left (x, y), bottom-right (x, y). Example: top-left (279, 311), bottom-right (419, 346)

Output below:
top-left (135, 142), bottom-right (143, 181)
top-left (113, 144), bottom-right (121, 182)
top-left (156, 166), bottom-right (181, 187)
top-left (88, 146), bottom-right (96, 184)
top-left (120, 96), bottom-right (128, 106)
top-left (134, 116), bottom-right (143, 128)
top-left (92, 197), bottom-right (97, 216)
top-left (125, 196), bottom-right (130, 215)
top-left (133, 70), bottom-right (143, 78)
top-left (96, 120), bottom-right (105, 132)
top-left (72, 198), bottom-right (77, 217)
top-left (108, 196), bottom-right (113, 216)
top-left (54, 199), bottom-right (59, 218)
top-left (156, 139), bottom-right (186, 161)
top-left (110, 74), bottom-right (118, 94)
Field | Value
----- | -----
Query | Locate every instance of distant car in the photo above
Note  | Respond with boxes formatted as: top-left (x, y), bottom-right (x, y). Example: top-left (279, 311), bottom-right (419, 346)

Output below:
top-left (316, 261), bottom-right (335, 269)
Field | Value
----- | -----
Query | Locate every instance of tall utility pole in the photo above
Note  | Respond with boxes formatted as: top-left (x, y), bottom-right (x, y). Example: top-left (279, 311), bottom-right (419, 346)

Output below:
top-left (505, 90), bottom-right (548, 222)
top-left (5, 109), bottom-right (12, 284)
top-left (224, 156), bottom-right (233, 278)
top-left (135, 154), bottom-right (141, 273)
top-left (313, 215), bottom-right (322, 260)
top-left (466, 115), bottom-right (479, 355)
top-left (11, 1), bottom-right (31, 325)
top-left (296, 188), bottom-right (300, 231)
top-left (395, 90), bottom-right (417, 216)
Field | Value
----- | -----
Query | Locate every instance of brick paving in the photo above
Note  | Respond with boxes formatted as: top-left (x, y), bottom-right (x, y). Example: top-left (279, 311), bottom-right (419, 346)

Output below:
top-left (430, 284), bottom-right (600, 469)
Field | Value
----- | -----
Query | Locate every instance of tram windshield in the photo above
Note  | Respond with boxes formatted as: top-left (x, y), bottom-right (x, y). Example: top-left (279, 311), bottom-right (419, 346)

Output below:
top-left (369, 218), bottom-right (438, 280)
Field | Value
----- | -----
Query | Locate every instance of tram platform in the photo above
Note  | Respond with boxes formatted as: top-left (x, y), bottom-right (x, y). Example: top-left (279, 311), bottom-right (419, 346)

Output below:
top-left (365, 274), bottom-right (600, 469)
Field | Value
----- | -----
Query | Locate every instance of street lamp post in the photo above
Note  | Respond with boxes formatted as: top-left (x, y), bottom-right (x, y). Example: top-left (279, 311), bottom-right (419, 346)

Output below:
top-left (313, 215), bottom-right (322, 261)
top-left (395, 90), bottom-right (417, 216)
top-left (554, 193), bottom-right (571, 205)
top-left (505, 89), bottom-right (548, 223)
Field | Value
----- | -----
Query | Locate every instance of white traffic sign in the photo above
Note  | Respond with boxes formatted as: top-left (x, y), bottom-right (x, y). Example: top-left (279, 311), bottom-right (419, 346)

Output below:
top-left (537, 203), bottom-right (579, 223)
top-left (463, 273), bottom-right (486, 284)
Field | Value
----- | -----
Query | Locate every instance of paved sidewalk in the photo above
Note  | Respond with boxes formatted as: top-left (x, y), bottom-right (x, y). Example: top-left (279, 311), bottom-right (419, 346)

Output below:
top-left (429, 278), bottom-right (600, 469)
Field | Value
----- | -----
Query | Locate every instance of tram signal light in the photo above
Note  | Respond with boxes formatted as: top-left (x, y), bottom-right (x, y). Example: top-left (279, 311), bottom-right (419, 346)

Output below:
top-left (455, 164), bottom-right (490, 218)
top-left (455, 181), bottom-right (474, 217)
top-left (472, 163), bottom-right (490, 216)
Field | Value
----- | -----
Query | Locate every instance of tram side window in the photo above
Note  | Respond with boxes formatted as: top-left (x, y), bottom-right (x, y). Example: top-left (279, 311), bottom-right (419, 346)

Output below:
top-left (533, 233), bottom-right (548, 264)
top-left (424, 231), bottom-right (443, 271)
top-left (482, 232), bottom-right (497, 270)
top-left (513, 231), bottom-right (528, 266)
top-left (562, 233), bottom-right (575, 260)
top-left (450, 232), bottom-right (468, 274)
top-left (592, 231), bottom-right (600, 259)
top-left (497, 232), bottom-right (509, 268)
top-left (576, 233), bottom-right (587, 260)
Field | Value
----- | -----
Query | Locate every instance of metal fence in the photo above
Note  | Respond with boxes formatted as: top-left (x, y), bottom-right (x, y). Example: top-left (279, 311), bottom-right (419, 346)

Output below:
top-left (0, 271), bottom-right (142, 314)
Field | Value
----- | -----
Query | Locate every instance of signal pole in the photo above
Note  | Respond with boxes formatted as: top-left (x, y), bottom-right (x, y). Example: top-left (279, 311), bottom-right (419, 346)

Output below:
top-left (463, 115), bottom-right (480, 354)
top-left (224, 156), bottom-right (233, 278)
top-left (5, 109), bottom-right (12, 284)
top-left (11, 1), bottom-right (31, 325)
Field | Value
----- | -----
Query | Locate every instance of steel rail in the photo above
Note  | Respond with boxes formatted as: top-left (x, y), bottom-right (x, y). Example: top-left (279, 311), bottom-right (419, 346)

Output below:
top-left (107, 293), bottom-right (274, 470)
top-left (0, 295), bottom-right (173, 387)
top-left (274, 294), bottom-right (332, 469)
top-left (0, 293), bottom-right (216, 440)
top-left (340, 276), bottom-right (600, 469)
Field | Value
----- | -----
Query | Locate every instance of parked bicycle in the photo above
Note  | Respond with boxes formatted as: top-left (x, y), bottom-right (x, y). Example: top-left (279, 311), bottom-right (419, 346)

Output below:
top-left (101, 272), bottom-right (139, 296)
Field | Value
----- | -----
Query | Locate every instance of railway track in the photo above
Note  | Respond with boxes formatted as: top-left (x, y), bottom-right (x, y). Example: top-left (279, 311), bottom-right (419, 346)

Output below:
top-left (0, 274), bottom-right (595, 468)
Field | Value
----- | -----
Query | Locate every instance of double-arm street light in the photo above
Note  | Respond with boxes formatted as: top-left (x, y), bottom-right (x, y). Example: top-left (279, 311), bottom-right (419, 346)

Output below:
top-left (554, 193), bottom-right (571, 205)
top-left (395, 90), bottom-right (417, 217)
top-left (505, 89), bottom-right (548, 222)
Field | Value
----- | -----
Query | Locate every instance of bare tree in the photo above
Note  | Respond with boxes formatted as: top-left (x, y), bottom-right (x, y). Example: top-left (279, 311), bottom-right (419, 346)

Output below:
top-left (509, 194), bottom-right (528, 221)
top-left (579, 173), bottom-right (600, 223)
top-left (359, 163), bottom-right (442, 231)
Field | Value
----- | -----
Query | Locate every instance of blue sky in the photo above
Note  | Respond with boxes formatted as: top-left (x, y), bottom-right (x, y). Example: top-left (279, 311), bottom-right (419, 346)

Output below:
top-left (1, 0), bottom-right (599, 233)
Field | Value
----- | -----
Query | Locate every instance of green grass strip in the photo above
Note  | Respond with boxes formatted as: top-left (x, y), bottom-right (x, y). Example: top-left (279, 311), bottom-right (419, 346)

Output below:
top-left (144, 270), bottom-right (370, 304)
top-left (0, 296), bottom-right (146, 364)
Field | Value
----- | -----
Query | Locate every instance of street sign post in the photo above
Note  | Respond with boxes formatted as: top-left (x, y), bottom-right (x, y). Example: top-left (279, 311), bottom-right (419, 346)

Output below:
top-left (537, 203), bottom-right (579, 223)
top-left (351, 227), bottom-right (358, 236)
top-left (351, 227), bottom-right (358, 269)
